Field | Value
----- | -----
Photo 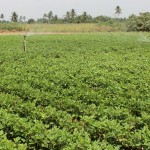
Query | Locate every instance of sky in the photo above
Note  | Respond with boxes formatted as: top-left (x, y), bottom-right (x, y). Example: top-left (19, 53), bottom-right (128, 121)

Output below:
top-left (0, 0), bottom-right (150, 20)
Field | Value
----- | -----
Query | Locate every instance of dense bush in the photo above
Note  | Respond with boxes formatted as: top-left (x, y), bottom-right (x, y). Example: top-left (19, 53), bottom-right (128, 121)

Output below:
top-left (127, 12), bottom-right (150, 31)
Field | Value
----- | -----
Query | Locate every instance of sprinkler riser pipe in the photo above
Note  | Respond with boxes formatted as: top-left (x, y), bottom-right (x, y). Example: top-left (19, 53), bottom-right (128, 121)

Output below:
top-left (23, 35), bottom-right (27, 51)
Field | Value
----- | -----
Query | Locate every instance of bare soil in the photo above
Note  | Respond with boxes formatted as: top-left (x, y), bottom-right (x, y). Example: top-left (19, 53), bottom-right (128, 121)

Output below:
top-left (0, 31), bottom-right (82, 35)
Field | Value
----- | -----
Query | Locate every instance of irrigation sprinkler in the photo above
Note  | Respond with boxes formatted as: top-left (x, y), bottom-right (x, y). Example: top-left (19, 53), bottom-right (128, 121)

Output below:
top-left (23, 23), bottom-right (29, 52)
top-left (23, 35), bottom-right (27, 51)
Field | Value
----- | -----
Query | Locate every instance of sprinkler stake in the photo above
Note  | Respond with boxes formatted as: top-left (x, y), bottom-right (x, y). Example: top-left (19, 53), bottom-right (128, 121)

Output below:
top-left (23, 35), bottom-right (27, 51)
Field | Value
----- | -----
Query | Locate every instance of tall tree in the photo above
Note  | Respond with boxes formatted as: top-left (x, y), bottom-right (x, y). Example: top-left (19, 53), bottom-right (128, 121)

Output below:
top-left (43, 14), bottom-right (48, 23)
top-left (11, 12), bottom-right (18, 22)
top-left (0, 14), bottom-right (4, 20)
top-left (70, 9), bottom-right (76, 22)
top-left (47, 11), bottom-right (53, 23)
top-left (115, 6), bottom-right (122, 17)
top-left (82, 12), bottom-right (88, 22)
top-left (65, 11), bottom-right (70, 22)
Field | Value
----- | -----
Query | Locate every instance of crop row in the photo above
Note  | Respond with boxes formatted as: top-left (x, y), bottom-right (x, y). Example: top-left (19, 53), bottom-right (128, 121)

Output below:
top-left (0, 33), bottom-right (150, 149)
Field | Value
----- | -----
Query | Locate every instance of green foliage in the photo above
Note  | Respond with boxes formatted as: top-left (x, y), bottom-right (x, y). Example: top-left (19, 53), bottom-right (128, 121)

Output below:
top-left (28, 19), bottom-right (35, 24)
top-left (0, 23), bottom-right (28, 31)
top-left (0, 33), bottom-right (150, 149)
top-left (115, 6), bottom-right (122, 17)
top-left (127, 12), bottom-right (150, 31)
top-left (11, 12), bottom-right (18, 23)
top-left (0, 14), bottom-right (4, 20)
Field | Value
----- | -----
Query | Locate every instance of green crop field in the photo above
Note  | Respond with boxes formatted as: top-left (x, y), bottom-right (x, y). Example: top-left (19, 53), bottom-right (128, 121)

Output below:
top-left (0, 33), bottom-right (150, 149)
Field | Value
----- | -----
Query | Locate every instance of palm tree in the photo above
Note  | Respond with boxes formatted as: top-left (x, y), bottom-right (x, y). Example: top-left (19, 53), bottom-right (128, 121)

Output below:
top-left (11, 12), bottom-right (18, 22)
top-left (65, 11), bottom-right (70, 22)
top-left (115, 6), bottom-right (122, 17)
top-left (47, 11), bottom-right (53, 23)
top-left (82, 12), bottom-right (88, 22)
top-left (0, 14), bottom-right (4, 20)
top-left (43, 14), bottom-right (48, 23)
top-left (70, 9), bottom-right (76, 22)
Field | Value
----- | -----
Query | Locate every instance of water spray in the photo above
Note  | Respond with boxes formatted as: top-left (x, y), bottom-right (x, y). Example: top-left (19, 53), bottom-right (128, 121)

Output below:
top-left (138, 32), bottom-right (150, 43)
top-left (22, 23), bottom-right (40, 51)
top-left (23, 23), bottom-right (29, 52)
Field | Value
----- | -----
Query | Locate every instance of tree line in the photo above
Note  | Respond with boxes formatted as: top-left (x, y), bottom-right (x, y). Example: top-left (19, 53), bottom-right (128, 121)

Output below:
top-left (1, 6), bottom-right (150, 31)
top-left (0, 6), bottom-right (123, 24)
top-left (127, 12), bottom-right (150, 31)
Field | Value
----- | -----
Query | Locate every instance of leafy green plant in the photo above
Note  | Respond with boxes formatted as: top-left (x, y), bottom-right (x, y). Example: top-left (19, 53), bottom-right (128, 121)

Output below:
top-left (0, 33), bottom-right (150, 149)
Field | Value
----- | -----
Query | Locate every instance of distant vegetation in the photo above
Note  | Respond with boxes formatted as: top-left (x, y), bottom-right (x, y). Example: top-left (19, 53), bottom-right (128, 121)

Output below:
top-left (28, 23), bottom-right (124, 33)
top-left (127, 12), bottom-right (150, 31)
top-left (0, 8), bottom-right (150, 32)
top-left (0, 23), bottom-right (27, 32)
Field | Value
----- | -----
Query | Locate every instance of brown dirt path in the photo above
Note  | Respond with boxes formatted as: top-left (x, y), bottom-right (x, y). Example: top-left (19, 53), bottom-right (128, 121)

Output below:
top-left (0, 31), bottom-right (83, 35)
